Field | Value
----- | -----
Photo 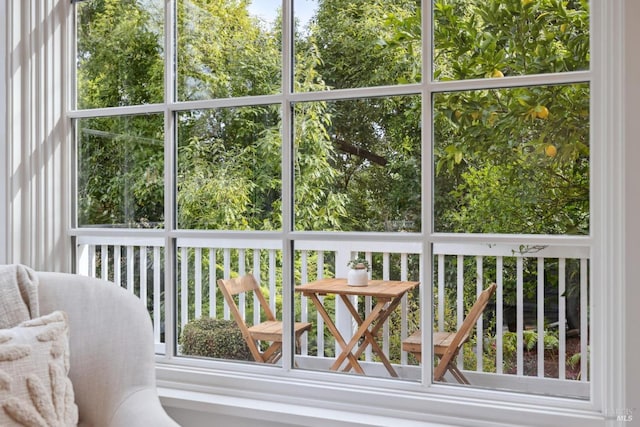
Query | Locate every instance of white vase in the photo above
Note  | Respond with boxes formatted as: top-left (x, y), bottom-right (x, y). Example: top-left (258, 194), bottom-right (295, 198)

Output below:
top-left (347, 268), bottom-right (368, 286)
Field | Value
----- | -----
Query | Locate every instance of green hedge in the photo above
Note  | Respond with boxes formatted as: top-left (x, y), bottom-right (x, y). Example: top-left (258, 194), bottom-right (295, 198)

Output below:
top-left (180, 317), bottom-right (253, 361)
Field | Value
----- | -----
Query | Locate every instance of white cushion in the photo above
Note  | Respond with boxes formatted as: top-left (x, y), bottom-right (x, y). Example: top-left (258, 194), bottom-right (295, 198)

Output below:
top-left (0, 265), bottom-right (39, 329)
top-left (0, 310), bottom-right (78, 426)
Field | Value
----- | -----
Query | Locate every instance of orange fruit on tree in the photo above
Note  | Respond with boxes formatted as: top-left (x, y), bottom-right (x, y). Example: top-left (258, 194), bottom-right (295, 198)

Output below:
top-left (545, 144), bottom-right (557, 157)
top-left (536, 106), bottom-right (550, 119)
top-left (491, 69), bottom-right (504, 78)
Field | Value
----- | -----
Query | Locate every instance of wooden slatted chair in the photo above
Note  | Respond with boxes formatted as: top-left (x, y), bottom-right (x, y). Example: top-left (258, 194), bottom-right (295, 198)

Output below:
top-left (402, 283), bottom-right (497, 384)
top-left (217, 273), bottom-right (312, 364)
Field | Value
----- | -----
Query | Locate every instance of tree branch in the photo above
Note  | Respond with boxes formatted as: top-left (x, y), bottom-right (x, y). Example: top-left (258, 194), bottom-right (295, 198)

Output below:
top-left (334, 138), bottom-right (388, 166)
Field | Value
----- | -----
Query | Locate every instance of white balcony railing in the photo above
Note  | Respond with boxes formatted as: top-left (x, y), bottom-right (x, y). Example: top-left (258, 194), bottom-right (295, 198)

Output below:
top-left (75, 234), bottom-right (589, 398)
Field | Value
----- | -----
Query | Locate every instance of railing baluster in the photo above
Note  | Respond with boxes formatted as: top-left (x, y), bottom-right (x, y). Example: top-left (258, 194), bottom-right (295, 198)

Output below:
top-left (89, 244), bottom-right (96, 277)
top-left (223, 248), bottom-right (231, 320)
top-left (180, 247), bottom-right (189, 328)
top-left (580, 258), bottom-right (588, 381)
top-left (300, 250), bottom-right (309, 356)
top-left (400, 253), bottom-right (408, 366)
top-left (77, 244), bottom-right (90, 276)
top-left (209, 248), bottom-right (216, 318)
top-left (238, 249), bottom-right (246, 321)
top-left (381, 252), bottom-right (390, 358)
top-left (364, 252), bottom-right (376, 361)
top-left (101, 244), bottom-right (108, 280)
top-left (537, 257), bottom-right (545, 378)
top-left (114, 245), bottom-right (121, 287)
top-left (269, 250), bottom-right (276, 315)
top-left (437, 254), bottom-right (445, 333)
top-left (516, 257), bottom-right (524, 376)
top-left (317, 251), bottom-right (325, 357)
top-left (140, 246), bottom-right (148, 306)
top-left (153, 246), bottom-right (161, 343)
top-left (476, 256), bottom-right (483, 372)
top-left (496, 256), bottom-right (504, 375)
top-left (558, 258), bottom-right (567, 379)
top-left (253, 250), bottom-right (261, 326)
top-left (194, 247), bottom-right (202, 319)
top-left (126, 245), bottom-right (134, 293)
top-left (456, 254), bottom-right (464, 368)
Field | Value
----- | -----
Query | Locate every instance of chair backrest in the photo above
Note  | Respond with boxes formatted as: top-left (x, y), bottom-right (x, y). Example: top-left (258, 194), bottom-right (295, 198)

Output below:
top-left (217, 273), bottom-right (276, 325)
top-left (217, 274), bottom-right (278, 363)
top-left (434, 283), bottom-right (497, 380)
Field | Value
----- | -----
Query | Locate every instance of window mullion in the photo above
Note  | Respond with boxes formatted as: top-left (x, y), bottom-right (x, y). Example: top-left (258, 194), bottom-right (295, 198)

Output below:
top-left (281, 0), bottom-right (295, 371)
top-left (163, 0), bottom-right (177, 360)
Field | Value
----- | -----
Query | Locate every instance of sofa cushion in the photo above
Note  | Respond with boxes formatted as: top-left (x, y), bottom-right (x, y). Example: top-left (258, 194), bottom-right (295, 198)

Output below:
top-left (0, 310), bottom-right (78, 426)
top-left (0, 265), bottom-right (39, 329)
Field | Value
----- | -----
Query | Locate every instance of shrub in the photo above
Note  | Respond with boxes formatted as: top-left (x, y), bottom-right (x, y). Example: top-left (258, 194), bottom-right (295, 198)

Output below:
top-left (180, 317), bottom-right (253, 361)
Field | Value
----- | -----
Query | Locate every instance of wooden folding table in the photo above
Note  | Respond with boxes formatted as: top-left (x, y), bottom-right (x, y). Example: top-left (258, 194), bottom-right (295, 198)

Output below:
top-left (296, 277), bottom-right (419, 377)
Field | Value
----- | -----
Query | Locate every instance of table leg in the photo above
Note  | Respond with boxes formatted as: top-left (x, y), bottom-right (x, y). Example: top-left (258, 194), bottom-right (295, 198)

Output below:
top-left (340, 296), bottom-right (399, 377)
top-left (330, 296), bottom-right (386, 373)
top-left (307, 293), bottom-right (366, 374)
top-left (349, 295), bottom-right (405, 377)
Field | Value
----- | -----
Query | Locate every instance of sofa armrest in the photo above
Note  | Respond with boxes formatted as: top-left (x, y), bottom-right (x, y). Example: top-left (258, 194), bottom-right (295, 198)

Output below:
top-left (109, 387), bottom-right (180, 427)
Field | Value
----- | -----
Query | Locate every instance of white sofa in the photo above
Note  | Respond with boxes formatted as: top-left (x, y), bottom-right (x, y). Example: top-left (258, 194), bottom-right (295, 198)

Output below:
top-left (37, 272), bottom-right (179, 427)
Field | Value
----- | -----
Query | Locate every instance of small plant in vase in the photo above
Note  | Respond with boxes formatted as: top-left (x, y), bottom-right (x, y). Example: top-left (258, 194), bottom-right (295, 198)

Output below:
top-left (347, 258), bottom-right (370, 286)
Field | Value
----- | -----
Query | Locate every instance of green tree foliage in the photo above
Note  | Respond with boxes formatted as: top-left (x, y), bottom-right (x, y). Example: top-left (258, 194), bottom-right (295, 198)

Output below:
top-left (76, 0), bottom-right (165, 226)
top-left (77, 0), bottom-right (590, 234)
top-left (429, 0), bottom-right (590, 235)
top-left (311, 0), bottom-right (422, 232)
top-left (77, 0), bottom-right (163, 108)
top-left (177, 0), bottom-right (281, 100)
top-left (433, 0), bottom-right (589, 80)
top-left (77, 115), bottom-right (164, 227)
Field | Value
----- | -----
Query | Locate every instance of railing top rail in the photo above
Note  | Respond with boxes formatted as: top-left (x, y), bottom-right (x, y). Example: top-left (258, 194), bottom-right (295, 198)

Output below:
top-left (77, 235), bottom-right (166, 247)
top-left (177, 236), bottom-right (283, 250)
top-left (294, 240), bottom-right (422, 254)
top-left (76, 234), bottom-right (591, 259)
top-left (434, 242), bottom-right (590, 258)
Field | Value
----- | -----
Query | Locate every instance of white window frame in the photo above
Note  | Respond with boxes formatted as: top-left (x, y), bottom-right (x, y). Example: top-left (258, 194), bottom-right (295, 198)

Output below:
top-left (0, 0), bottom-right (6, 265)
top-left (1, 1), bottom-right (634, 425)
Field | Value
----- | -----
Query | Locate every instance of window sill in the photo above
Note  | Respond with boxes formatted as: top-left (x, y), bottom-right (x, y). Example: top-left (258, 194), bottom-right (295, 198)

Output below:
top-left (155, 362), bottom-right (606, 427)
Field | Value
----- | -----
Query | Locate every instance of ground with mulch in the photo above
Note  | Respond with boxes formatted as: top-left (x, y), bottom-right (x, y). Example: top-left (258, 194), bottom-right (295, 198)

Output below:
top-left (506, 332), bottom-right (584, 380)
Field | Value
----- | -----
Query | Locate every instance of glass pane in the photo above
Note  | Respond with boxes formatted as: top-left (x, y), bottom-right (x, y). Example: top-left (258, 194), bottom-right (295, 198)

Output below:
top-left (433, 84), bottom-right (590, 234)
top-left (176, 0), bottom-right (282, 101)
top-left (294, 96), bottom-right (421, 232)
top-left (176, 106), bottom-right (282, 230)
top-left (294, 244), bottom-right (421, 380)
top-left (433, 0), bottom-right (589, 80)
top-left (76, 0), bottom-right (164, 109)
top-left (295, 0), bottom-right (421, 92)
top-left (77, 114), bottom-right (164, 228)
top-left (176, 246), bottom-right (286, 365)
top-left (430, 247), bottom-right (590, 398)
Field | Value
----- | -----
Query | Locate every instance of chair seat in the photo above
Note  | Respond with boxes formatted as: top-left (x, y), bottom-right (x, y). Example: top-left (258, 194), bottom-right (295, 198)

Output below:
top-left (402, 330), bottom-right (461, 356)
top-left (401, 283), bottom-right (497, 384)
top-left (218, 274), bottom-right (313, 363)
top-left (248, 320), bottom-right (312, 342)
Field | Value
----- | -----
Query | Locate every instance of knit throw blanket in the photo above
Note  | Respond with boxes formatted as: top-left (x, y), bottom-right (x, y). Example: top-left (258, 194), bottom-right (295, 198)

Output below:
top-left (0, 264), bottom-right (39, 328)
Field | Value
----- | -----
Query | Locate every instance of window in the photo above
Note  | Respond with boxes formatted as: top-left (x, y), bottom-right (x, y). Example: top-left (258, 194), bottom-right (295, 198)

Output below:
top-left (70, 0), bottom-right (597, 420)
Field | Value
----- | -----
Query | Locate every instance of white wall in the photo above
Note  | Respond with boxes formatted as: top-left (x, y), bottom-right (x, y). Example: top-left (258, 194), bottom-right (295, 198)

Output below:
top-left (0, 0), bottom-right (7, 265)
top-left (624, 0), bottom-right (640, 418)
top-left (3, 0), bottom-right (72, 271)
